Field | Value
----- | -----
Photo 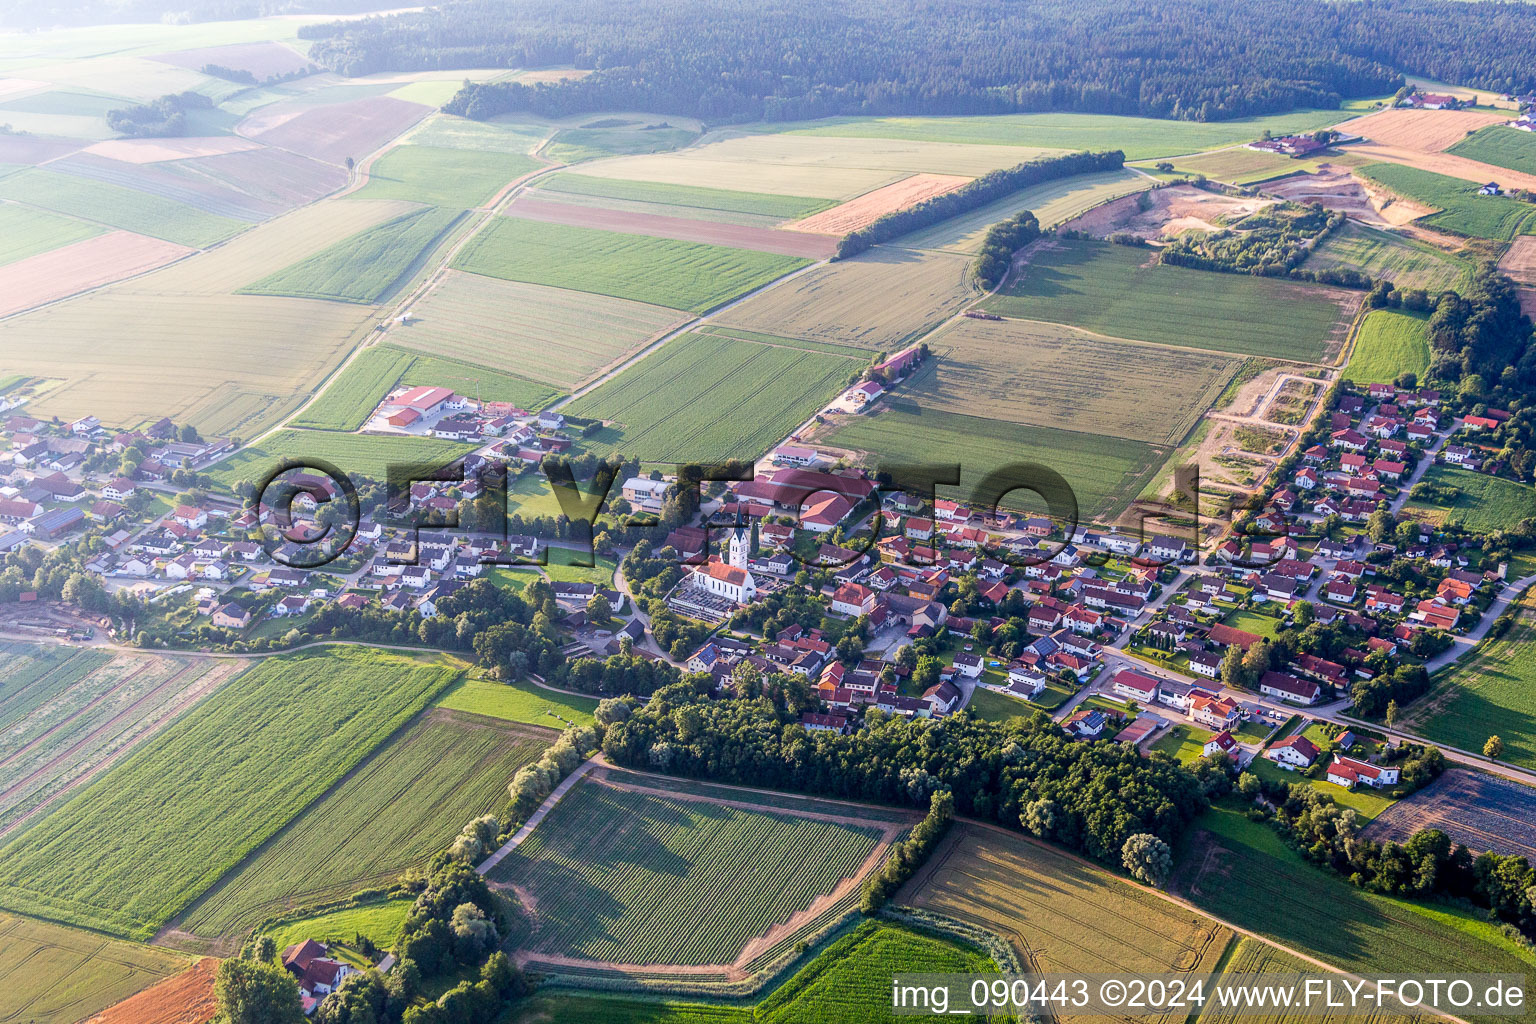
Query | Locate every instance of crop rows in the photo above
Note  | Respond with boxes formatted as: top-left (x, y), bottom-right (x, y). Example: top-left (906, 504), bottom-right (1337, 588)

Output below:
top-left (206, 428), bottom-right (478, 492)
top-left (1306, 221), bottom-right (1473, 294)
top-left (0, 912), bottom-right (186, 1024)
top-left (1197, 938), bottom-right (1421, 1024)
top-left (350, 144), bottom-right (542, 208)
top-left (0, 168), bottom-right (245, 247)
top-left (0, 202), bottom-right (101, 267)
top-left (1359, 162), bottom-right (1536, 241)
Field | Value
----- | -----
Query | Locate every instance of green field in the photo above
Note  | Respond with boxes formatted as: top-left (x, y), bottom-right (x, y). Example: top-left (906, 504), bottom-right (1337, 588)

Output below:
top-left (0, 168), bottom-right (246, 247)
top-left (1447, 126), bottom-right (1536, 178)
top-left (179, 709), bottom-right (551, 938)
top-left (206, 428), bottom-right (478, 491)
top-left (1306, 221), bottom-right (1474, 294)
top-left (289, 344), bottom-right (556, 432)
top-left (0, 912), bottom-right (187, 1024)
top-left (1342, 309), bottom-right (1432, 386)
top-left (0, 201), bottom-right (102, 265)
top-left (489, 772), bottom-right (892, 966)
top-left (404, 115), bottom-right (547, 154)
top-left (979, 239), bottom-right (1354, 362)
top-left (544, 546), bottom-right (620, 588)
top-left (264, 899), bottom-right (414, 954)
top-left (1359, 162), bottom-right (1536, 241)
top-left (534, 172), bottom-right (833, 220)
top-left (1150, 724), bottom-right (1218, 764)
top-left (436, 677), bottom-right (599, 729)
top-left (1147, 146), bottom-right (1324, 185)
top-left (896, 167), bottom-right (1150, 252)
top-left (240, 206), bottom-right (463, 303)
top-left (0, 647), bottom-right (461, 939)
top-left (350, 144), bottom-right (542, 208)
top-left (546, 118), bottom-right (699, 163)
top-left (1180, 802), bottom-right (1536, 995)
top-left (567, 329), bottom-right (861, 463)
top-left (1404, 464), bottom-right (1536, 534)
top-left (453, 217), bottom-right (809, 313)
top-left (1406, 592), bottom-right (1536, 769)
top-left (829, 405), bottom-right (1166, 521)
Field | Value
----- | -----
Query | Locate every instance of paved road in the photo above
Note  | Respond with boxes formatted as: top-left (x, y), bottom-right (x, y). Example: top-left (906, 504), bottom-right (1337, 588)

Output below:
top-left (1422, 573), bottom-right (1535, 672)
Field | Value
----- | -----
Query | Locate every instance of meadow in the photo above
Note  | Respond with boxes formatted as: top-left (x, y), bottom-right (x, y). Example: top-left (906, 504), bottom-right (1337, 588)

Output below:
top-left (205, 428), bottom-right (478, 492)
top-left (436, 677), bottom-right (599, 729)
top-left (490, 772), bottom-right (891, 967)
top-left (896, 167), bottom-right (1150, 252)
top-left (543, 547), bottom-right (621, 588)
top-left (566, 330), bottom-right (861, 463)
top-left (533, 172), bottom-right (833, 220)
top-left (1146, 146), bottom-right (1324, 185)
top-left (979, 239), bottom-right (1354, 362)
top-left (0, 912), bottom-right (187, 1024)
top-left (0, 168), bottom-right (246, 247)
top-left (1446, 126), bottom-right (1536, 178)
top-left (0, 201), bottom-right (101, 265)
top-left (545, 118), bottom-right (700, 164)
top-left (828, 406), bottom-right (1166, 522)
top-left (179, 709), bottom-right (551, 938)
top-left (1179, 803), bottom-right (1536, 997)
top-left (714, 247), bottom-right (977, 350)
top-left (453, 217), bottom-right (808, 313)
top-left (391, 271), bottom-right (687, 389)
top-left (1341, 309), bottom-right (1431, 385)
top-left (1359, 162), bottom-right (1536, 240)
top-left (1305, 221), bottom-right (1474, 294)
top-left (349, 144), bottom-right (542, 208)
top-left (1196, 937), bottom-right (1421, 1024)
top-left (915, 316), bottom-right (1239, 444)
top-left (239, 206), bottom-right (464, 303)
top-left (1405, 593), bottom-right (1536, 769)
top-left (0, 647), bottom-right (461, 939)
top-left (264, 899), bottom-right (415, 953)
top-left (901, 822), bottom-right (1233, 1024)
top-left (1403, 465), bottom-right (1536, 534)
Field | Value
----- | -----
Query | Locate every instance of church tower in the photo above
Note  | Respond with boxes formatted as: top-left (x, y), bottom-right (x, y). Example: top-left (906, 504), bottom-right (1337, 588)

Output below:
top-left (728, 523), bottom-right (750, 568)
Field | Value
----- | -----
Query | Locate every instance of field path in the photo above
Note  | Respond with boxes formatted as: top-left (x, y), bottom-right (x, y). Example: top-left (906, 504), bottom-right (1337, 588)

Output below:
top-left (476, 755), bottom-right (600, 876)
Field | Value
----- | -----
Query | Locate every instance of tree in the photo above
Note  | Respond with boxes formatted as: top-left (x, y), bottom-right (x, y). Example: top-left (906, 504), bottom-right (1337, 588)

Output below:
top-left (1237, 772), bottom-right (1262, 798)
top-left (1122, 833), bottom-right (1173, 887)
top-left (1385, 699), bottom-right (1399, 729)
top-left (585, 592), bottom-right (610, 628)
top-left (1485, 735), bottom-right (1505, 759)
top-left (214, 956), bottom-right (304, 1024)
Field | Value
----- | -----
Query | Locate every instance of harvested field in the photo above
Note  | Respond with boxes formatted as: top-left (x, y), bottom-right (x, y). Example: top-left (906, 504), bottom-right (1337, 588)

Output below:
top-left (393, 270), bottom-right (688, 389)
top-left (151, 40), bottom-right (314, 78)
top-left (453, 217), bottom-right (809, 313)
top-left (0, 912), bottom-right (186, 1024)
top-left (1266, 165), bottom-right (1436, 230)
top-left (981, 239), bottom-right (1356, 362)
top-left (490, 768), bottom-right (905, 973)
top-left (1307, 221), bottom-right (1474, 293)
top-left (577, 156), bottom-right (898, 200)
top-left (1060, 183), bottom-right (1271, 240)
top-left (786, 173), bottom-right (971, 234)
top-left (350, 144), bottom-right (542, 208)
top-left (0, 647), bottom-right (461, 940)
top-left (714, 247), bottom-right (976, 350)
top-left (533, 173), bottom-right (832, 221)
top-left (1337, 108), bottom-right (1509, 153)
top-left (502, 195), bottom-right (837, 258)
top-left (239, 95), bottom-right (433, 166)
top-left (83, 958), bottom-right (217, 1024)
top-left (900, 822), bottom-right (1233, 1024)
top-left (178, 710), bottom-right (553, 940)
top-left (0, 167), bottom-right (245, 246)
top-left (1363, 769), bottom-right (1536, 862)
top-left (566, 329), bottom-right (862, 463)
top-left (898, 167), bottom-right (1150, 252)
top-left (1196, 938), bottom-right (1420, 1024)
top-left (0, 201), bottom-right (100, 266)
top-left (0, 231), bottom-right (191, 318)
top-left (1499, 235), bottom-right (1536, 286)
top-left (80, 136), bottom-right (261, 164)
top-left (1348, 142), bottom-right (1536, 194)
top-left (912, 317), bottom-right (1240, 444)
top-left (1342, 309), bottom-right (1431, 385)
top-left (1151, 146), bottom-right (1324, 185)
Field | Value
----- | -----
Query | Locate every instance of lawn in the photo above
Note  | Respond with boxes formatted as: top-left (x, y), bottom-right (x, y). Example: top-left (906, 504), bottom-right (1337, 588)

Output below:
top-left (534, 172), bottom-right (833, 220)
top-left (178, 708), bottom-right (550, 938)
top-left (543, 546), bottom-right (619, 588)
top-left (828, 404), bottom-right (1167, 522)
top-left (1358, 162), bottom-right (1536, 241)
top-left (453, 217), bottom-right (808, 313)
top-left (1446, 126), bottom-right (1536, 179)
top-left (980, 238), bottom-right (1355, 362)
top-left (965, 684), bottom-right (1045, 723)
top-left (264, 898), bottom-right (414, 954)
top-left (0, 911), bottom-right (187, 1024)
top-left (1178, 802), bottom-right (1536, 994)
top-left (567, 329), bottom-right (862, 463)
top-left (206, 428), bottom-right (478, 492)
top-left (0, 201), bottom-right (101, 266)
top-left (1341, 309), bottom-right (1431, 386)
top-left (1222, 608), bottom-right (1281, 639)
top-left (350, 144), bottom-right (543, 208)
top-left (0, 647), bottom-right (461, 939)
top-left (1306, 221), bottom-right (1474, 294)
top-left (390, 270), bottom-right (686, 389)
top-left (0, 167), bottom-right (246, 247)
top-left (488, 771), bottom-right (895, 967)
top-left (1246, 754), bottom-right (1398, 823)
top-left (1405, 592), bottom-right (1536, 769)
top-left (239, 206), bottom-right (464, 303)
top-left (1403, 464), bottom-right (1536, 534)
top-left (1151, 723), bottom-right (1217, 763)
top-left (436, 676), bottom-right (598, 729)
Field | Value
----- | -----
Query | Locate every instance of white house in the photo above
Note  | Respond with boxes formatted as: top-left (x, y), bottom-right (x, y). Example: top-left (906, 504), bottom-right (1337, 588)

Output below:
top-left (1110, 669), bottom-right (1160, 704)
top-left (695, 561), bottom-right (756, 604)
top-left (622, 476), bottom-right (670, 512)
top-left (952, 652), bottom-right (984, 678)
top-left (1266, 734), bottom-right (1320, 770)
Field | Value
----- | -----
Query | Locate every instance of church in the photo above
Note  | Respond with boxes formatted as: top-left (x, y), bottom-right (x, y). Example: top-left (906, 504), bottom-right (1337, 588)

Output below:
top-left (693, 524), bottom-right (757, 604)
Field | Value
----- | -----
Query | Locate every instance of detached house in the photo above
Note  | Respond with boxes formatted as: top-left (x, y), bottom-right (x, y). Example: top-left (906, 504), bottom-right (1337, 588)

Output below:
top-left (1266, 734), bottom-right (1320, 770)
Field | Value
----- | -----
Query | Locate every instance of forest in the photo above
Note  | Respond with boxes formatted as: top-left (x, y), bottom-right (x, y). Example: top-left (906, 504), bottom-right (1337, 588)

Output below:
top-left (298, 0), bottom-right (1536, 124)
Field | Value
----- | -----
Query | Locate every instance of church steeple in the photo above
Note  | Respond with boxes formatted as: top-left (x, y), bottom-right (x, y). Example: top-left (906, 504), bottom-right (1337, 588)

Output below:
top-left (728, 522), bottom-right (750, 567)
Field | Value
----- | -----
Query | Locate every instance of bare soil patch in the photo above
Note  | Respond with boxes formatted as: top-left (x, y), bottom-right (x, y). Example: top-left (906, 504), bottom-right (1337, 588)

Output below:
top-left (1362, 769), bottom-right (1536, 861)
top-left (1497, 235), bottom-right (1536, 287)
top-left (82, 137), bottom-right (261, 164)
top-left (787, 172), bottom-right (971, 234)
top-left (502, 195), bottom-right (836, 258)
top-left (1336, 108), bottom-right (1509, 153)
top-left (1059, 183), bottom-right (1271, 239)
top-left (83, 958), bottom-right (218, 1024)
top-left (1265, 164), bottom-right (1443, 233)
top-left (0, 231), bottom-right (192, 318)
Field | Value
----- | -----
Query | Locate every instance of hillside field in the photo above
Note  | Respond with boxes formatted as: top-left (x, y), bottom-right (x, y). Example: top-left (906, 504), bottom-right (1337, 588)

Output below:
top-left (1447, 126), bottom-right (1536, 179)
top-left (0, 912), bottom-right (187, 1024)
top-left (0, 647), bottom-right (461, 938)
top-left (1359, 162), bottom-right (1536, 241)
top-left (1306, 221), bottom-right (1474, 294)
top-left (264, 899), bottom-right (414, 954)
top-left (436, 677), bottom-right (598, 729)
top-left (349, 144), bottom-right (542, 208)
top-left (0, 201), bottom-right (101, 265)
top-left (895, 167), bottom-right (1150, 252)
top-left (533, 173), bottom-right (834, 220)
top-left (178, 709), bottom-right (552, 938)
top-left (979, 238), bottom-right (1355, 362)
top-left (1403, 464), bottom-right (1536, 534)
top-left (1197, 938), bottom-right (1420, 1024)
top-left (1342, 309), bottom-right (1431, 385)
top-left (452, 217), bottom-right (809, 313)
top-left (0, 168), bottom-right (246, 247)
